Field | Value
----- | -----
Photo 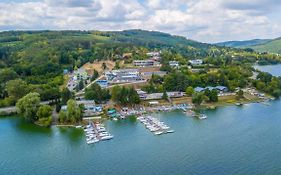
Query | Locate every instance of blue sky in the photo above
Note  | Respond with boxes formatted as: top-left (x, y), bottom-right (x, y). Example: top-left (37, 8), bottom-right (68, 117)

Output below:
top-left (0, 0), bottom-right (280, 43)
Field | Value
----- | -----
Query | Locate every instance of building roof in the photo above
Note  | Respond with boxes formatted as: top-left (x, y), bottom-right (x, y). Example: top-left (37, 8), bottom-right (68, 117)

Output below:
top-left (194, 87), bottom-right (205, 92)
top-left (189, 59), bottom-right (203, 65)
top-left (77, 100), bottom-right (95, 106)
top-left (195, 86), bottom-right (228, 92)
top-left (215, 86), bottom-right (228, 91)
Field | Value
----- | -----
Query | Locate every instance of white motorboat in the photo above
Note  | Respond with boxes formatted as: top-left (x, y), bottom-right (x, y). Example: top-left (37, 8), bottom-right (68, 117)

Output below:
top-left (87, 139), bottom-right (99, 144)
top-left (100, 135), bottom-right (114, 140)
top-left (154, 131), bottom-right (163, 135)
top-left (166, 130), bottom-right (174, 133)
top-left (198, 114), bottom-right (207, 120)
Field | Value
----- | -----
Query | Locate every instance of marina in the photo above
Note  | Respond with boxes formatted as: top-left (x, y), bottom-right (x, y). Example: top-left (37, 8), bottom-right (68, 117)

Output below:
top-left (137, 115), bottom-right (174, 135)
top-left (84, 122), bottom-right (114, 144)
top-left (111, 103), bottom-right (193, 120)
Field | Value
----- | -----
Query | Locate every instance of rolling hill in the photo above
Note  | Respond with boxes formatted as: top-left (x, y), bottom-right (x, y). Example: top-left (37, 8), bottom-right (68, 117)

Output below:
top-left (215, 39), bottom-right (270, 48)
top-left (251, 38), bottom-right (281, 54)
top-left (216, 37), bottom-right (281, 54)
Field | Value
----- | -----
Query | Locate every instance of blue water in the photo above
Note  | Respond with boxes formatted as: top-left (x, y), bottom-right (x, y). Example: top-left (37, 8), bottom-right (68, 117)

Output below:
top-left (255, 64), bottom-right (281, 77)
top-left (1, 65), bottom-right (281, 175)
top-left (1, 101), bottom-right (281, 175)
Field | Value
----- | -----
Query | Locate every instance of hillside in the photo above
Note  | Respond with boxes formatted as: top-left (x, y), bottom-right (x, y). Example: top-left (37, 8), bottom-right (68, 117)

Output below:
top-left (1, 29), bottom-right (280, 107)
top-left (251, 38), bottom-right (281, 54)
top-left (0, 30), bottom-right (221, 104)
top-left (215, 39), bottom-right (270, 48)
top-left (216, 37), bottom-right (281, 54)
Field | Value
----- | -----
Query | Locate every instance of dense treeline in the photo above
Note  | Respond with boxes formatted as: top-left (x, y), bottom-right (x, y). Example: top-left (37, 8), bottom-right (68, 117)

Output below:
top-left (111, 86), bottom-right (140, 105)
top-left (253, 72), bottom-right (281, 98)
top-left (84, 83), bottom-right (111, 103)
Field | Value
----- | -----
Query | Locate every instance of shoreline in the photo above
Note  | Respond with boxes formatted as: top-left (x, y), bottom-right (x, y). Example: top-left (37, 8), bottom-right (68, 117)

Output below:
top-left (0, 94), bottom-right (274, 127)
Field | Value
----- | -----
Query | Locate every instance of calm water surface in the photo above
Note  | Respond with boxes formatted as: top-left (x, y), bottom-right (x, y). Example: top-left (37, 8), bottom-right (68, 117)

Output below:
top-left (1, 65), bottom-right (281, 175)
top-left (255, 64), bottom-right (281, 77)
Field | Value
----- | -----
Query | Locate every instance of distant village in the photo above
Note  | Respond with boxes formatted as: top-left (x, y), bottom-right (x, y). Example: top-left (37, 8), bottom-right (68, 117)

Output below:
top-left (60, 50), bottom-right (268, 121)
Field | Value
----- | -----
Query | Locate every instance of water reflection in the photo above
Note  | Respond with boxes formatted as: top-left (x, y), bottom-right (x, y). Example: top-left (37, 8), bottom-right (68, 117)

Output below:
top-left (15, 117), bottom-right (53, 136)
top-left (57, 127), bottom-right (84, 144)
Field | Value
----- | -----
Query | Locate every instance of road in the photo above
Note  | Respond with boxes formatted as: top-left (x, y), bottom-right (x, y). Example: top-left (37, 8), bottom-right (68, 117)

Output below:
top-left (106, 80), bottom-right (147, 89)
top-left (75, 75), bottom-right (105, 96)
top-left (0, 101), bottom-right (52, 114)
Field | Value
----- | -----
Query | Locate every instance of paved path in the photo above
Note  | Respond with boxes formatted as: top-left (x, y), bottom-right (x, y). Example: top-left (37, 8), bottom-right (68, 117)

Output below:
top-left (0, 101), bottom-right (52, 114)
top-left (75, 75), bottom-right (105, 96)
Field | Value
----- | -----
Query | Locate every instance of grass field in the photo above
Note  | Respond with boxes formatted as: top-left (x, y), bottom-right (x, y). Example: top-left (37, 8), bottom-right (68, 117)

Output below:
top-left (83, 60), bottom-right (116, 74)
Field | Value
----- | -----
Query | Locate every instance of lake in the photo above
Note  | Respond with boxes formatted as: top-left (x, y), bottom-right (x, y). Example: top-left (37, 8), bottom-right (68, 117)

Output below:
top-left (1, 64), bottom-right (281, 175)
top-left (255, 64), bottom-right (281, 77)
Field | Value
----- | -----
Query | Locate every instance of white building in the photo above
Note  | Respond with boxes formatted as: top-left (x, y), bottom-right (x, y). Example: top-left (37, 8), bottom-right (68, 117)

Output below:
top-left (73, 67), bottom-right (89, 81)
top-left (134, 60), bottom-right (156, 67)
top-left (137, 90), bottom-right (185, 100)
top-left (147, 51), bottom-right (160, 57)
top-left (67, 67), bottom-right (89, 91)
top-left (169, 61), bottom-right (179, 67)
top-left (189, 59), bottom-right (203, 65)
top-left (105, 69), bottom-right (144, 84)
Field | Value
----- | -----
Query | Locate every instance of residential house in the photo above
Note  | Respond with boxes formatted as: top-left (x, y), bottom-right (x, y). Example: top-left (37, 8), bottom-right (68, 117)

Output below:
top-left (189, 59), bottom-right (203, 65)
top-left (61, 100), bottom-right (103, 117)
top-left (134, 60), bottom-right (157, 67)
top-left (137, 90), bottom-right (185, 100)
top-left (194, 86), bottom-right (229, 93)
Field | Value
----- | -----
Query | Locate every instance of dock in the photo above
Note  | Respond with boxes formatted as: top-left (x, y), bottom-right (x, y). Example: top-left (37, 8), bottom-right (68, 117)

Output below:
top-left (84, 122), bottom-right (114, 145)
top-left (137, 115), bottom-right (174, 136)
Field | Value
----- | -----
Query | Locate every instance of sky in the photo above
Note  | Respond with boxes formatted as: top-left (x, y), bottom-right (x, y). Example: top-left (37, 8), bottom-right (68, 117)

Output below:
top-left (0, 0), bottom-right (280, 43)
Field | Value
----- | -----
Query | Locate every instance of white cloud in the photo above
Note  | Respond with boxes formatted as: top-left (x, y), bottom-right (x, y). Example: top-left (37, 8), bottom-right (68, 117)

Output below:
top-left (0, 0), bottom-right (280, 42)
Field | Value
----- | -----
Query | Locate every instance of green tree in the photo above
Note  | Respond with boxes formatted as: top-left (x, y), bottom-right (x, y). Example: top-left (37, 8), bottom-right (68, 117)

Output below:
top-left (6, 79), bottom-right (29, 101)
top-left (37, 117), bottom-right (52, 127)
top-left (85, 83), bottom-right (110, 103)
top-left (16, 92), bottom-right (41, 122)
top-left (111, 86), bottom-right (140, 105)
top-left (208, 90), bottom-right (218, 102)
top-left (257, 72), bottom-right (272, 84)
top-left (91, 69), bottom-right (99, 81)
top-left (163, 72), bottom-right (189, 91)
top-left (192, 93), bottom-right (204, 106)
top-left (272, 89), bottom-right (281, 98)
top-left (0, 68), bottom-right (18, 83)
top-left (185, 86), bottom-right (194, 96)
top-left (77, 80), bottom-right (84, 91)
top-left (37, 105), bottom-right (52, 119)
top-left (160, 63), bottom-right (172, 72)
top-left (162, 90), bottom-right (168, 101)
top-left (236, 90), bottom-right (244, 100)
top-left (119, 87), bottom-right (129, 104)
top-left (66, 99), bottom-right (81, 123)
top-left (150, 74), bottom-right (163, 84)
top-left (36, 105), bottom-right (53, 127)
top-left (111, 85), bottom-right (122, 102)
top-left (61, 88), bottom-right (73, 105)
top-left (128, 87), bottom-right (141, 104)
top-left (114, 61), bottom-right (120, 69)
top-left (58, 110), bottom-right (67, 123)
top-left (102, 62), bottom-right (107, 70)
